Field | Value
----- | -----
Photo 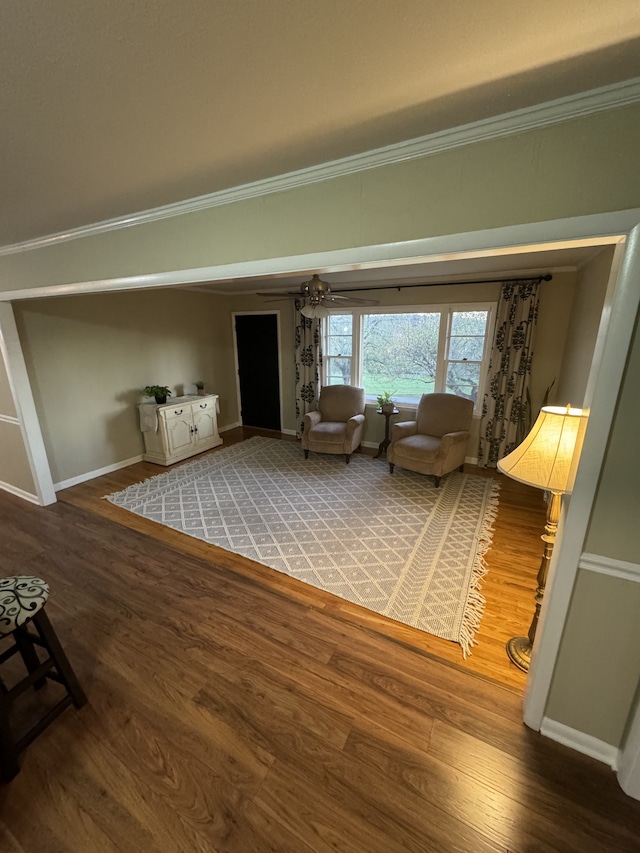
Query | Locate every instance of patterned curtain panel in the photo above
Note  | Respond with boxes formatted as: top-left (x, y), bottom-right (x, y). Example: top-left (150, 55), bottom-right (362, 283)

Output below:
top-left (478, 279), bottom-right (541, 467)
top-left (294, 300), bottom-right (323, 435)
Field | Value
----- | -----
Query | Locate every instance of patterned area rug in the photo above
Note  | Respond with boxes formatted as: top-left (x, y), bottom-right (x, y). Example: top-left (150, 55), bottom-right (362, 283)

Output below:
top-left (106, 437), bottom-right (500, 656)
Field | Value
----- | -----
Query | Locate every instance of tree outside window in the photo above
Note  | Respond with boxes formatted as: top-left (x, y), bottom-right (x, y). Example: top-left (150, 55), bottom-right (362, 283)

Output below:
top-left (323, 304), bottom-right (492, 411)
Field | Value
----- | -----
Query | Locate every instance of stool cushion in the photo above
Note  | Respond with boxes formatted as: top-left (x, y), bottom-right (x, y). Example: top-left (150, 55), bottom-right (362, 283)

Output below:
top-left (0, 576), bottom-right (49, 637)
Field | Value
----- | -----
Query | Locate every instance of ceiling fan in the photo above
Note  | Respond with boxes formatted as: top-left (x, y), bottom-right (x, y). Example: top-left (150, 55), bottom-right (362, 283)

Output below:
top-left (257, 274), bottom-right (379, 318)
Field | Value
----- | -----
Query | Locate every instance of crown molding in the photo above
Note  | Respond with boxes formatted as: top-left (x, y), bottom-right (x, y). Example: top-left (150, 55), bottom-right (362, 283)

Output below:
top-left (1, 77), bottom-right (639, 259)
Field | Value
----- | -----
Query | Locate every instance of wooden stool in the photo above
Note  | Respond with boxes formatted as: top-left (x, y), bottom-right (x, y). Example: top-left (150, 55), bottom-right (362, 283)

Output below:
top-left (0, 576), bottom-right (87, 782)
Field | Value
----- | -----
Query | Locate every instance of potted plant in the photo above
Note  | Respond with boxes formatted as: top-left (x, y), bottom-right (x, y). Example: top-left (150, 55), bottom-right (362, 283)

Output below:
top-left (194, 381), bottom-right (205, 397)
top-left (376, 391), bottom-right (396, 413)
top-left (143, 385), bottom-right (172, 404)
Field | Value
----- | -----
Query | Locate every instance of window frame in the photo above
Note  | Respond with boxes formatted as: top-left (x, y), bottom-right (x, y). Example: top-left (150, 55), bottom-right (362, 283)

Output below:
top-left (322, 302), bottom-right (495, 414)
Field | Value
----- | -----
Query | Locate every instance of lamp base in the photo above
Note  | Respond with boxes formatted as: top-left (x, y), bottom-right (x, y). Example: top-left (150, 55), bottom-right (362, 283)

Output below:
top-left (506, 636), bottom-right (532, 672)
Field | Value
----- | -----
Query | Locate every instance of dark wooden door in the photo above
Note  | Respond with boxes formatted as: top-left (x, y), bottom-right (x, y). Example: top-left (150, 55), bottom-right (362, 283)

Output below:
top-left (234, 313), bottom-right (281, 430)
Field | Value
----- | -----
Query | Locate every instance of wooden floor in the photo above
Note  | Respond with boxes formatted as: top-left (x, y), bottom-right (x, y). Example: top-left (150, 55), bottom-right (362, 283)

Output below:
top-left (59, 427), bottom-right (548, 690)
top-left (2, 432), bottom-right (640, 851)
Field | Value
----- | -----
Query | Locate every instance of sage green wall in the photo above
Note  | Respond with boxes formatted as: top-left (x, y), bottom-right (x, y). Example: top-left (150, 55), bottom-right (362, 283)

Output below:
top-left (0, 353), bottom-right (17, 418)
top-left (585, 308), bottom-right (640, 563)
top-left (545, 307), bottom-right (640, 746)
top-left (0, 105), bottom-right (639, 293)
top-left (555, 247), bottom-right (615, 408)
top-left (546, 570), bottom-right (640, 746)
top-left (0, 420), bottom-right (36, 495)
top-left (14, 288), bottom-right (237, 483)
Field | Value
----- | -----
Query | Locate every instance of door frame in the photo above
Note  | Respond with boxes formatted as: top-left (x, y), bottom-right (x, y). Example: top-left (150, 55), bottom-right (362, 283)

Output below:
top-left (231, 310), bottom-right (284, 431)
top-left (2, 207), bottom-right (640, 754)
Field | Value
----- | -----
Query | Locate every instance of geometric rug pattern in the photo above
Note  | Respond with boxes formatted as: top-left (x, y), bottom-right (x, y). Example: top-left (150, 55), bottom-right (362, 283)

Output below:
top-left (106, 437), bottom-right (499, 656)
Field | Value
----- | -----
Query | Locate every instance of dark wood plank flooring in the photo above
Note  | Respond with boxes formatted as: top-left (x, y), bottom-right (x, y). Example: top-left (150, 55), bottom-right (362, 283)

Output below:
top-left (1, 451), bottom-right (639, 850)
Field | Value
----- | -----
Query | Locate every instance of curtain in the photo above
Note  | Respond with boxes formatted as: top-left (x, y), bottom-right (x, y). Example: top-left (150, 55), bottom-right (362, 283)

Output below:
top-left (294, 300), bottom-right (323, 435)
top-left (478, 279), bottom-right (541, 467)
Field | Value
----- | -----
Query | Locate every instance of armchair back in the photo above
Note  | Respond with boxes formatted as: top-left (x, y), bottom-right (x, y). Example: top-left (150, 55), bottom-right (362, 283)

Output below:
top-left (319, 385), bottom-right (366, 422)
top-left (416, 393), bottom-right (473, 436)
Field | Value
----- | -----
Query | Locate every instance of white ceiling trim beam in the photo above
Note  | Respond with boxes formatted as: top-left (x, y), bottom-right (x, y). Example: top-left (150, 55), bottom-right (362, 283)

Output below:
top-left (0, 212), bottom-right (634, 302)
top-left (1, 77), bottom-right (639, 259)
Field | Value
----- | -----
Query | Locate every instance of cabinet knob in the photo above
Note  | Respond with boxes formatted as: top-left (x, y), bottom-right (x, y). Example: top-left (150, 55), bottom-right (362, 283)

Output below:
top-left (199, 403), bottom-right (207, 408)
top-left (174, 409), bottom-right (183, 415)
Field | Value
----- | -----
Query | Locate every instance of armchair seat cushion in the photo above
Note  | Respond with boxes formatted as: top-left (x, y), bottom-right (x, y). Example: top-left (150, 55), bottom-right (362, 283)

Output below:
top-left (308, 422), bottom-right (349, 444)
top-left (391, 434), bottom-right (441, 462)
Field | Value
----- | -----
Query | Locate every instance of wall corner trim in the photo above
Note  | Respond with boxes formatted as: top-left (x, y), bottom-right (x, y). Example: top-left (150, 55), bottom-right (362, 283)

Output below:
top-left (580, 553), bottom-right (640, 582)
top-left (1, 78), bottom-right (639, 259)
top-left (540, 717), bottom-right (619, 769)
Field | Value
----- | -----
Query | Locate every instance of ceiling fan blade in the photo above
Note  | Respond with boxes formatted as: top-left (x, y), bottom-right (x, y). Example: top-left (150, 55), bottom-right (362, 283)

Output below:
top-left (256, 291), bottom-right (301, 298)
top-left (256, 291), bottom-right (307, 302)
top-left (324, 294), bottom-right (380, 306)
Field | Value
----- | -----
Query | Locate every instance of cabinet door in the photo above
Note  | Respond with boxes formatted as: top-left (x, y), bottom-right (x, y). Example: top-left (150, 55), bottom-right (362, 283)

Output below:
top-left (164, 412), bottom-right (194, 455)
top-left (192, 402), bottom-right (218, 445)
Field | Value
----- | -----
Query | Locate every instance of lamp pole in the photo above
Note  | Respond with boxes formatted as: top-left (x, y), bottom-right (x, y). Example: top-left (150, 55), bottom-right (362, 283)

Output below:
top-left (506, 490), bottom-right (562, 672)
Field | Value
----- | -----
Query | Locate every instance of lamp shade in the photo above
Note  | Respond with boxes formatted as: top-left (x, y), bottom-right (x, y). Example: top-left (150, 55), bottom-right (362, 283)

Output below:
top-left (497, 405), bottom-right (586, 494)
top-left (300, 302), bottom-right (329, 319)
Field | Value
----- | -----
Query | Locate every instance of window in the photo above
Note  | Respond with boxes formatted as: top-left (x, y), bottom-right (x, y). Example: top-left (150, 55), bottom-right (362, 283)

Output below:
top-left (323, 304), bottom-right (493, 411)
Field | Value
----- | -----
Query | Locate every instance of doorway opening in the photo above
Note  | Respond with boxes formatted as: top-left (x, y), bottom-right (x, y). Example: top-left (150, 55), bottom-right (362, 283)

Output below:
top-left (233, 312), bottom-right (282, 431)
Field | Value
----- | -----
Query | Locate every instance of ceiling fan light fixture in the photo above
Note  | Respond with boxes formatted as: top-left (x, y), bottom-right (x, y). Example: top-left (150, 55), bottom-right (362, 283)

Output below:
top-left (300, 303), bottom-right (330, 319)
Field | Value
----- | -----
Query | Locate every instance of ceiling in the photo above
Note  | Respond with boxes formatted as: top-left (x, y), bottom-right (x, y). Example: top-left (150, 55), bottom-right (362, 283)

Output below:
top-left (2, 0), bottom-right (640, 249)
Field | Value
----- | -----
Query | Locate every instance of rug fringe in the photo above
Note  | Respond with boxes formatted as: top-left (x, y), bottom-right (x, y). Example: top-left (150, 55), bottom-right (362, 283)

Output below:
top-left (459, 480), bottom-right (501, 658)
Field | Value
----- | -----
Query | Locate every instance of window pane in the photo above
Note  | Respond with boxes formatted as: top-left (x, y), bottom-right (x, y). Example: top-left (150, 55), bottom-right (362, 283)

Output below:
top-left (362, 312), bottom-right (440, 403)
top-left (326, 313), bottom-right (353, 381)
top-left (446, 362), bottom-right (481, 403)
top-left (449, 336), bottom-right (485, 360)
top-left (327, 336), bottom-right (352, 357)
top-left (326, 357), bottom-right (351, 385)
top-left (451, 311), bottom-right (488, 336)
top-left (328, 315), bottom-right (352, 335)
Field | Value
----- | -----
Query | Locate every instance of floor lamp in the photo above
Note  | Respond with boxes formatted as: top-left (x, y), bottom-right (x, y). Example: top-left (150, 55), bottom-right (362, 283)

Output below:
top-left (497, 405), bottom-right (587, 672)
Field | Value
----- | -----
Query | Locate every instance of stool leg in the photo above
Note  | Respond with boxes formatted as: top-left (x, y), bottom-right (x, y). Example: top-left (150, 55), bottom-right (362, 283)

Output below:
top-left (0, 695), bottom-right (20, 783)
top-left (15, 625), bottom-right (46, 690)
top-left (33, 611), bottom-right (87, 709)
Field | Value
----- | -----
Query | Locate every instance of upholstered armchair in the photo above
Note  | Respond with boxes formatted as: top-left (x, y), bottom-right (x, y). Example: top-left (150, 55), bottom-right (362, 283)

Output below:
top-left (388, 392), bottom-right (474, 486)
top-left (302, 385), bottom-right (366, 463)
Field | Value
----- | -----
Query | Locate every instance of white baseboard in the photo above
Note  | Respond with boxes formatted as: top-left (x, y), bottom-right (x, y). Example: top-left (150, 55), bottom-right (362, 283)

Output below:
top-left (54, 455), bottom-right (144, 491)
top-left (0, 479), bottom-right (41, 504)
top-left (281, 428), bottom-right (297, 436)
top-left (540, 717), bottom-right (619, 769)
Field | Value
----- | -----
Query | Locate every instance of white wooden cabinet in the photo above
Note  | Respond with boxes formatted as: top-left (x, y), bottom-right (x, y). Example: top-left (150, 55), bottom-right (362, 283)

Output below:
top-left (139, 394), bottom-right (222, 465)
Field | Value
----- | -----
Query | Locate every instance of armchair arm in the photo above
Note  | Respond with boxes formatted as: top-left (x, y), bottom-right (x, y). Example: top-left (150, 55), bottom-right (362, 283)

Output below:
top-left (390, 421), bottom-right (418, 442)
top-left (435, 430), bottom-right (470, 459)
top-left (303, 411), bottom-right (322, 431)
top-left (345, 412), bottom-right (365, 438)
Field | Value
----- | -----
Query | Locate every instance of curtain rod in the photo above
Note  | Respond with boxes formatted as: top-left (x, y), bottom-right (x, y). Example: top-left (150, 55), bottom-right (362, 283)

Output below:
top-left (331, 273), bottom-right (552, 295)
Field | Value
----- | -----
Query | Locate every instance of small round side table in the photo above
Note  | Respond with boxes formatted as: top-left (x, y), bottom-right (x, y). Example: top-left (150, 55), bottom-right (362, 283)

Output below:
top-left (374, 407), bottom-right (399, 458)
